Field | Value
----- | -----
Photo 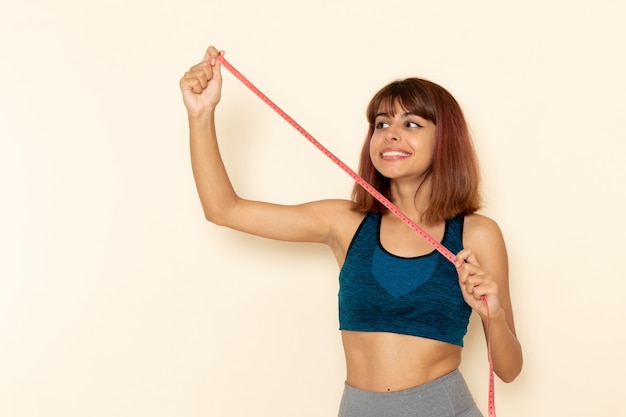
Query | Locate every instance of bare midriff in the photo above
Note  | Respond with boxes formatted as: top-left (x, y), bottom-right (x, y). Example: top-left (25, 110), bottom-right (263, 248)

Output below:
top-left (341, 330), bottom-right (462, 392)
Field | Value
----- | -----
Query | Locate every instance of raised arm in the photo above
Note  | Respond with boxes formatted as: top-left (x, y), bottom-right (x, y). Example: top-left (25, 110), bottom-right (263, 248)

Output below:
top-left (179, 47), bottom-right (352, 246)
top-left (180, 47), bottom-right (236, 224)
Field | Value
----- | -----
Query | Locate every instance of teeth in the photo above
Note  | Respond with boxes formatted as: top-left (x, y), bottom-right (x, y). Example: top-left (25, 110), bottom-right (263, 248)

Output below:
top-left (382, 151), bottom-right (410, 157)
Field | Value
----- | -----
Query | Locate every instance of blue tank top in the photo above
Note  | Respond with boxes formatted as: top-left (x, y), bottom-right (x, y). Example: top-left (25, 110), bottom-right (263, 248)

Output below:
top-left (338, 213), bottom-right (471, 346)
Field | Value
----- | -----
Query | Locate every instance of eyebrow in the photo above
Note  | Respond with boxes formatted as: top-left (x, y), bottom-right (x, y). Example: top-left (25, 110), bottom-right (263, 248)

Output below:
top-left (375, 111), bottom-right (419, 118)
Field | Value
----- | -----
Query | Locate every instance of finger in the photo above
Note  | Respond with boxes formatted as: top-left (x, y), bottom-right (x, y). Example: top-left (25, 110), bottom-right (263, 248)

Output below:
top-left (459, 264), bottom-right (483, 290)
top-left (203, 45), bottom-right (220, 63)
top-left (179, 75), bottom-right (202, 94)
top-left (210, 49), bottom-right (225, 80)
top-left (455, 248), bottom-right (479, 268)
top-left (186, 61), bottom-right (221, 92)
top-left (467, 277), bottom-right (484, 297)
top-left (471, 282), bottom-right (494, 301)
top-left (180, 72), bottom-right (198, 93)
top-left (462, 273), bottom-right (477, 293)
top-left (463, 279), bottom-right (484, 300)
top-left (180, 69), bottom-right (208, 94)
top-left (468, 273), bottom-right (497, 299)
top-left (456, 259), bottom-right (478, 282)
top-left (199, 47), bottom-right (224, 82)
top-left (189, 60), bottom-right (213, 80)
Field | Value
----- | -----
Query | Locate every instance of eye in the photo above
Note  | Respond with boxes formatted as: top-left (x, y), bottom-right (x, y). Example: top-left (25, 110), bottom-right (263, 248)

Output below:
top-left (406, 121), bottom-right (424, 128)
top-left (375, 121), bottom-right (390, 129)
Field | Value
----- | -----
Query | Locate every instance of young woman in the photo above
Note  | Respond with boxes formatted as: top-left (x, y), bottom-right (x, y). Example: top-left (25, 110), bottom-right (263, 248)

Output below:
top-left (180, 46), bottom-right (522, 417)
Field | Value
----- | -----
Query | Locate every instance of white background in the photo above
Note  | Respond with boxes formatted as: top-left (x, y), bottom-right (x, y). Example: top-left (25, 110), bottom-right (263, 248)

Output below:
top-left (1, 0), bottom-right (625, 416)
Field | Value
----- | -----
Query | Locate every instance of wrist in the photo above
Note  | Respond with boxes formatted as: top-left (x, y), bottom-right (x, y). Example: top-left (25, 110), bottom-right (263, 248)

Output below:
top-left (187, 109), bottom-right (215, 126)
top-left (483, 307), bottom-right (506, 326)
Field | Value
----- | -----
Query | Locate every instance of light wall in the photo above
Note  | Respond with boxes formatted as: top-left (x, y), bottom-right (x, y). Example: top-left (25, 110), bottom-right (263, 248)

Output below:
top-left (1, 1), bottom-right (624, 416)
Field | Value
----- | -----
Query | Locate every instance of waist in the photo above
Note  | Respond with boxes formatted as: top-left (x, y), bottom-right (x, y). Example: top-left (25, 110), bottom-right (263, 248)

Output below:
top-left (339, 368), bottom-right (482, 417)
top-left (341, 330), bottom-right (462, 392)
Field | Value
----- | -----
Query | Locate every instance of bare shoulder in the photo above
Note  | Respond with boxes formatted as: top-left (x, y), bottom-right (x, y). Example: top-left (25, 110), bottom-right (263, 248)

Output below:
top-left (463, 213), bottom-right (507, 258)
top-left (464, 213), bottom-right (503, 240)
top-left (463, 214), bottom-right (511, 294)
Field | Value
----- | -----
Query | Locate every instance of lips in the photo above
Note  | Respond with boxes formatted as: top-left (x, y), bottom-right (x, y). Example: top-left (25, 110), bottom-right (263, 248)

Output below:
top-left (382, 151), bottom-right (411, 157)
top-left (380, 148), bottom-right (411, 158)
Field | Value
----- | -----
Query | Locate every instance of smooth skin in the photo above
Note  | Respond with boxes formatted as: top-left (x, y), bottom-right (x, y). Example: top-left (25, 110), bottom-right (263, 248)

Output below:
top-left (180, 46), bottom-right (523, 392)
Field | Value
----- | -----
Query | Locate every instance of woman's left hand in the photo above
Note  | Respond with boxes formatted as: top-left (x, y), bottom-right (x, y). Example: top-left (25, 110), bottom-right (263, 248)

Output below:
top-left (455, 248), bottom-right (503, 321)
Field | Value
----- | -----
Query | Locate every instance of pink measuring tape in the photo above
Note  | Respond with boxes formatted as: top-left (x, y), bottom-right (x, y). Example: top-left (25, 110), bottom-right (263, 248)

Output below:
top-left (218, 54), bottom-right (496, 417)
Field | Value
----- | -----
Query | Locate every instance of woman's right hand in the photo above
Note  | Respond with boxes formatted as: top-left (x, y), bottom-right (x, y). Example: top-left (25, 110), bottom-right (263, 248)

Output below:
top-left (180, 46), bottom-right (223, 119)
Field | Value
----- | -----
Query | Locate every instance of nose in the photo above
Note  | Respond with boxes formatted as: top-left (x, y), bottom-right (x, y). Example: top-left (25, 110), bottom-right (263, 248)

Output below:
top-left (383, 123), bottom-right (401, 142)
top-left (384, 131), bottom-right (399, 142)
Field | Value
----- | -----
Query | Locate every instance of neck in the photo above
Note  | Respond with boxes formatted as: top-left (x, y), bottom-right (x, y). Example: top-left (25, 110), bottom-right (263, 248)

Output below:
top-left (389, 177), bottom-right (432, 223)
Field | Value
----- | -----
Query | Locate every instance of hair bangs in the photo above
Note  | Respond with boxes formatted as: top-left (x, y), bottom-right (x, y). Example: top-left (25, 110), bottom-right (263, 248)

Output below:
top-left (366, 79), bottom-right (437, 126)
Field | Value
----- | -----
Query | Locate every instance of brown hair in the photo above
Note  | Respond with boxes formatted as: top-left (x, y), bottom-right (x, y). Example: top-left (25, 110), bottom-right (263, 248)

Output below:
top-left (352, 78), bottom-right (482, 223)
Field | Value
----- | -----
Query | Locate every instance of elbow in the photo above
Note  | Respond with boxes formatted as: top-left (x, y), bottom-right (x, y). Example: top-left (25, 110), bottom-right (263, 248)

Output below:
top-left (200, 197), bottom-right (240, 227)
top-left (498, 369), bottom-right (521, 384)
top-left (497, 355), bottom-right (523, 383)
top-left (203, 210), bottom-right (228, 226)
top-left (202, 203), bottom-right (238, 227)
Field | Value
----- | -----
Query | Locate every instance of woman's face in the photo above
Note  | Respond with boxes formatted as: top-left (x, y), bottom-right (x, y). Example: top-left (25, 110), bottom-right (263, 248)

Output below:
top-left (369, 101), bottom-right (436, 183)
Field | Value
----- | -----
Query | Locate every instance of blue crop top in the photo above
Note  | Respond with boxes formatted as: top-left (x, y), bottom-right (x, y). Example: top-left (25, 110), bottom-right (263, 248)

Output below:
top-left (338, 213), bottom-right (471, 346)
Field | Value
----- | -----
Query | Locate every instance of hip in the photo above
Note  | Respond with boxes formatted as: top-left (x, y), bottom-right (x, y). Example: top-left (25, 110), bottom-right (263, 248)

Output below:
top-left (338, 368), bottom-right (482, 417)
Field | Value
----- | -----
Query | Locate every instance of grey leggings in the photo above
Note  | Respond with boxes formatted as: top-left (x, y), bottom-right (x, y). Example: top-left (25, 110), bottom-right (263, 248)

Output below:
top-left (338, 369), bottom-right (483, 417)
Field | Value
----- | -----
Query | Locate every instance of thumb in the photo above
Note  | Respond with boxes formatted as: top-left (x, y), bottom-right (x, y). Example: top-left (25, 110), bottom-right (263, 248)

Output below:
top-left (202, 45), bottom-right (221, 63)
top-left (212, 50), bottom-right (225, 79)
top-left (455, 248), bottom-right (479, 268)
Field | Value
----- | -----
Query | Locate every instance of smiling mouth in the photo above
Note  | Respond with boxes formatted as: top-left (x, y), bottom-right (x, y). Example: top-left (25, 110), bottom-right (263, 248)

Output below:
top-left (381, 151), bottom-right (411, 157)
